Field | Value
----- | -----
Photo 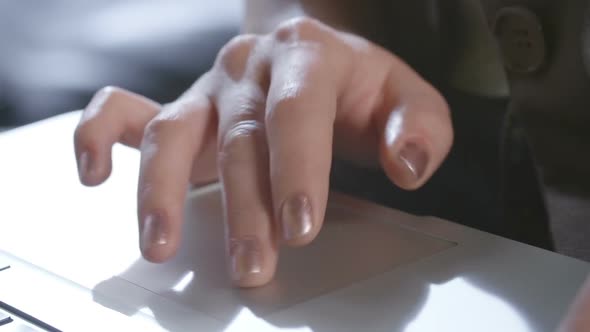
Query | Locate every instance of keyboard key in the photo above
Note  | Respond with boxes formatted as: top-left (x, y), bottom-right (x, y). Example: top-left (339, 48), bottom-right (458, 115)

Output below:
top-left (0, 302), bottom-right (60, 332)
top-left (0, 309), bottom-right (12, 326)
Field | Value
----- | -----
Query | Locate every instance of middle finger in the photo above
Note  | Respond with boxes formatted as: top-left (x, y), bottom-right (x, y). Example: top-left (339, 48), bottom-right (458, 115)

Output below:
top-left (217, 80), bottom-right (278, 287)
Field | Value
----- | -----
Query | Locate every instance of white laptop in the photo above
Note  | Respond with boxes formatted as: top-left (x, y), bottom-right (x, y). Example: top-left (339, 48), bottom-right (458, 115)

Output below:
top-left (0, 111), bottom-right (588, 332)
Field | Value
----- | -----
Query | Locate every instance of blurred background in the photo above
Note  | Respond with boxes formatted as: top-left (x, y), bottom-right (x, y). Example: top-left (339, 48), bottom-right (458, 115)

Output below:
top-left (0, 0), bottom-right (241, 128)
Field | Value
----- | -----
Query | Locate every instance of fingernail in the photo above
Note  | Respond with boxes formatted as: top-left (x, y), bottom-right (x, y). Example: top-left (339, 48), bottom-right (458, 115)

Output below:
top-left (141, 214), bottom-right (169, 253)
top-left (398, 141), bottom-right (429, 180)
top-left (78, 151), bottom-right (94, 180)
top-left (280, 194), bottom-right (313, 241)
top-left (229, 237), bottom-right (262, 282)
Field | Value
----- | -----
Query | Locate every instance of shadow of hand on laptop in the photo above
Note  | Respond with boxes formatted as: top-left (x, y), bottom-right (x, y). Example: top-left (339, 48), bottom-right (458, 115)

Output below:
top-left (89, 197), bottom-right (450, 331)
top-left (89, 191), bottom-right (548, 332)
top-left (91, 261), bottom-right (433, 332)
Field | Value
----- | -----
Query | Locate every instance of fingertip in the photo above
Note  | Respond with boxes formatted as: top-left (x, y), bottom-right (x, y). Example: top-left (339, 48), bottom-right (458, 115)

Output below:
top-left (76, 149), bottom-right (111, 187)
top-left (378, 93), bottom-right (452, 191)
top-left (228, 237), bottom-right (276, 288)
top-left (278, 194), bottom-right (321, 247)
top-left (232, 268), bottom-right (275, 288)
top-left (282, 233), bottom-right (318, 248)
top-left (142, 250), bottom-right (173, 264)
top-left (280, 223), bottom-right (320, 247)
top-left (141, 244), bottom-right (178, 264)
top-left (139, 213), bottom-right (180, 263)
top-left (233, 276), bottom-right (274, 288)
top-left (381, 137), bottom-right (433, 191)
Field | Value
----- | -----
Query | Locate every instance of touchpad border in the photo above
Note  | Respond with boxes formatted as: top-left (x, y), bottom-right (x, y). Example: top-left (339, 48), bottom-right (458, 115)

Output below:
top-left (120, 189), bottom-right (456, 322)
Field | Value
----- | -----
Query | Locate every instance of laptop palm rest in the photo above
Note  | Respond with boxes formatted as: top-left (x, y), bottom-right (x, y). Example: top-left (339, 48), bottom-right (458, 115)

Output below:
top-left (119, 188), bottom-right (455, 323)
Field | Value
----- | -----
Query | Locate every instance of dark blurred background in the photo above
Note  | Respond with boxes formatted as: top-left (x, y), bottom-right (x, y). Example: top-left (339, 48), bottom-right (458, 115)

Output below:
top-left (0, 0), bottom-right (241, 127)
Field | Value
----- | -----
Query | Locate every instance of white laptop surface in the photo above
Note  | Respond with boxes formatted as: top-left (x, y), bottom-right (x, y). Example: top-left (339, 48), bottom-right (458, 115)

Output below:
top-left (0, 112), bottom-right (588, 332)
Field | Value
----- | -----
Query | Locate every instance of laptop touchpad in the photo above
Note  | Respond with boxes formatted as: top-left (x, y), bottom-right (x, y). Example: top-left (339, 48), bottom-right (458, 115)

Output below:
top-left (121, 189), bottom-right (455, 323)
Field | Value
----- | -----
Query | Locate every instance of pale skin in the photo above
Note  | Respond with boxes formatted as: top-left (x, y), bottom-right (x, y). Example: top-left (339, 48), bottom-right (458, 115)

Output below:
top-left (72, 1), bottom-right (590, 329)
top-left (561, 280), bottom-right (590, 331)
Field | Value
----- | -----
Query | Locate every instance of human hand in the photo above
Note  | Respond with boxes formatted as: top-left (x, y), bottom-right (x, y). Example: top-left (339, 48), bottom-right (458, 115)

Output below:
top-left (73, 17), bottom-right (453, 287)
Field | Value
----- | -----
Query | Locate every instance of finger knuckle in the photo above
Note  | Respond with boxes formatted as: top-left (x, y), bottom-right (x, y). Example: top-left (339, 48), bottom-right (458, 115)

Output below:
top-left (143, 116), bottom-right (182, 139)
top-left (73, 122), bottom-right (95, 147)
top-left (96, 85), bottom-right (123, 99)
top-left (274, 17), bottom-right (321, 42)
top-left (222, 120), bottom-right (264, 148)
top-left (218, 120), bottom-right (264, 164)
top-left (75, 86), bottom-right (126, 145)
top-left (216, 34), bottom-right (258, 73)
top-left (90, 86), bottom-right (128, 110)
top-left (84, 85), bottom-right (126, 118)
